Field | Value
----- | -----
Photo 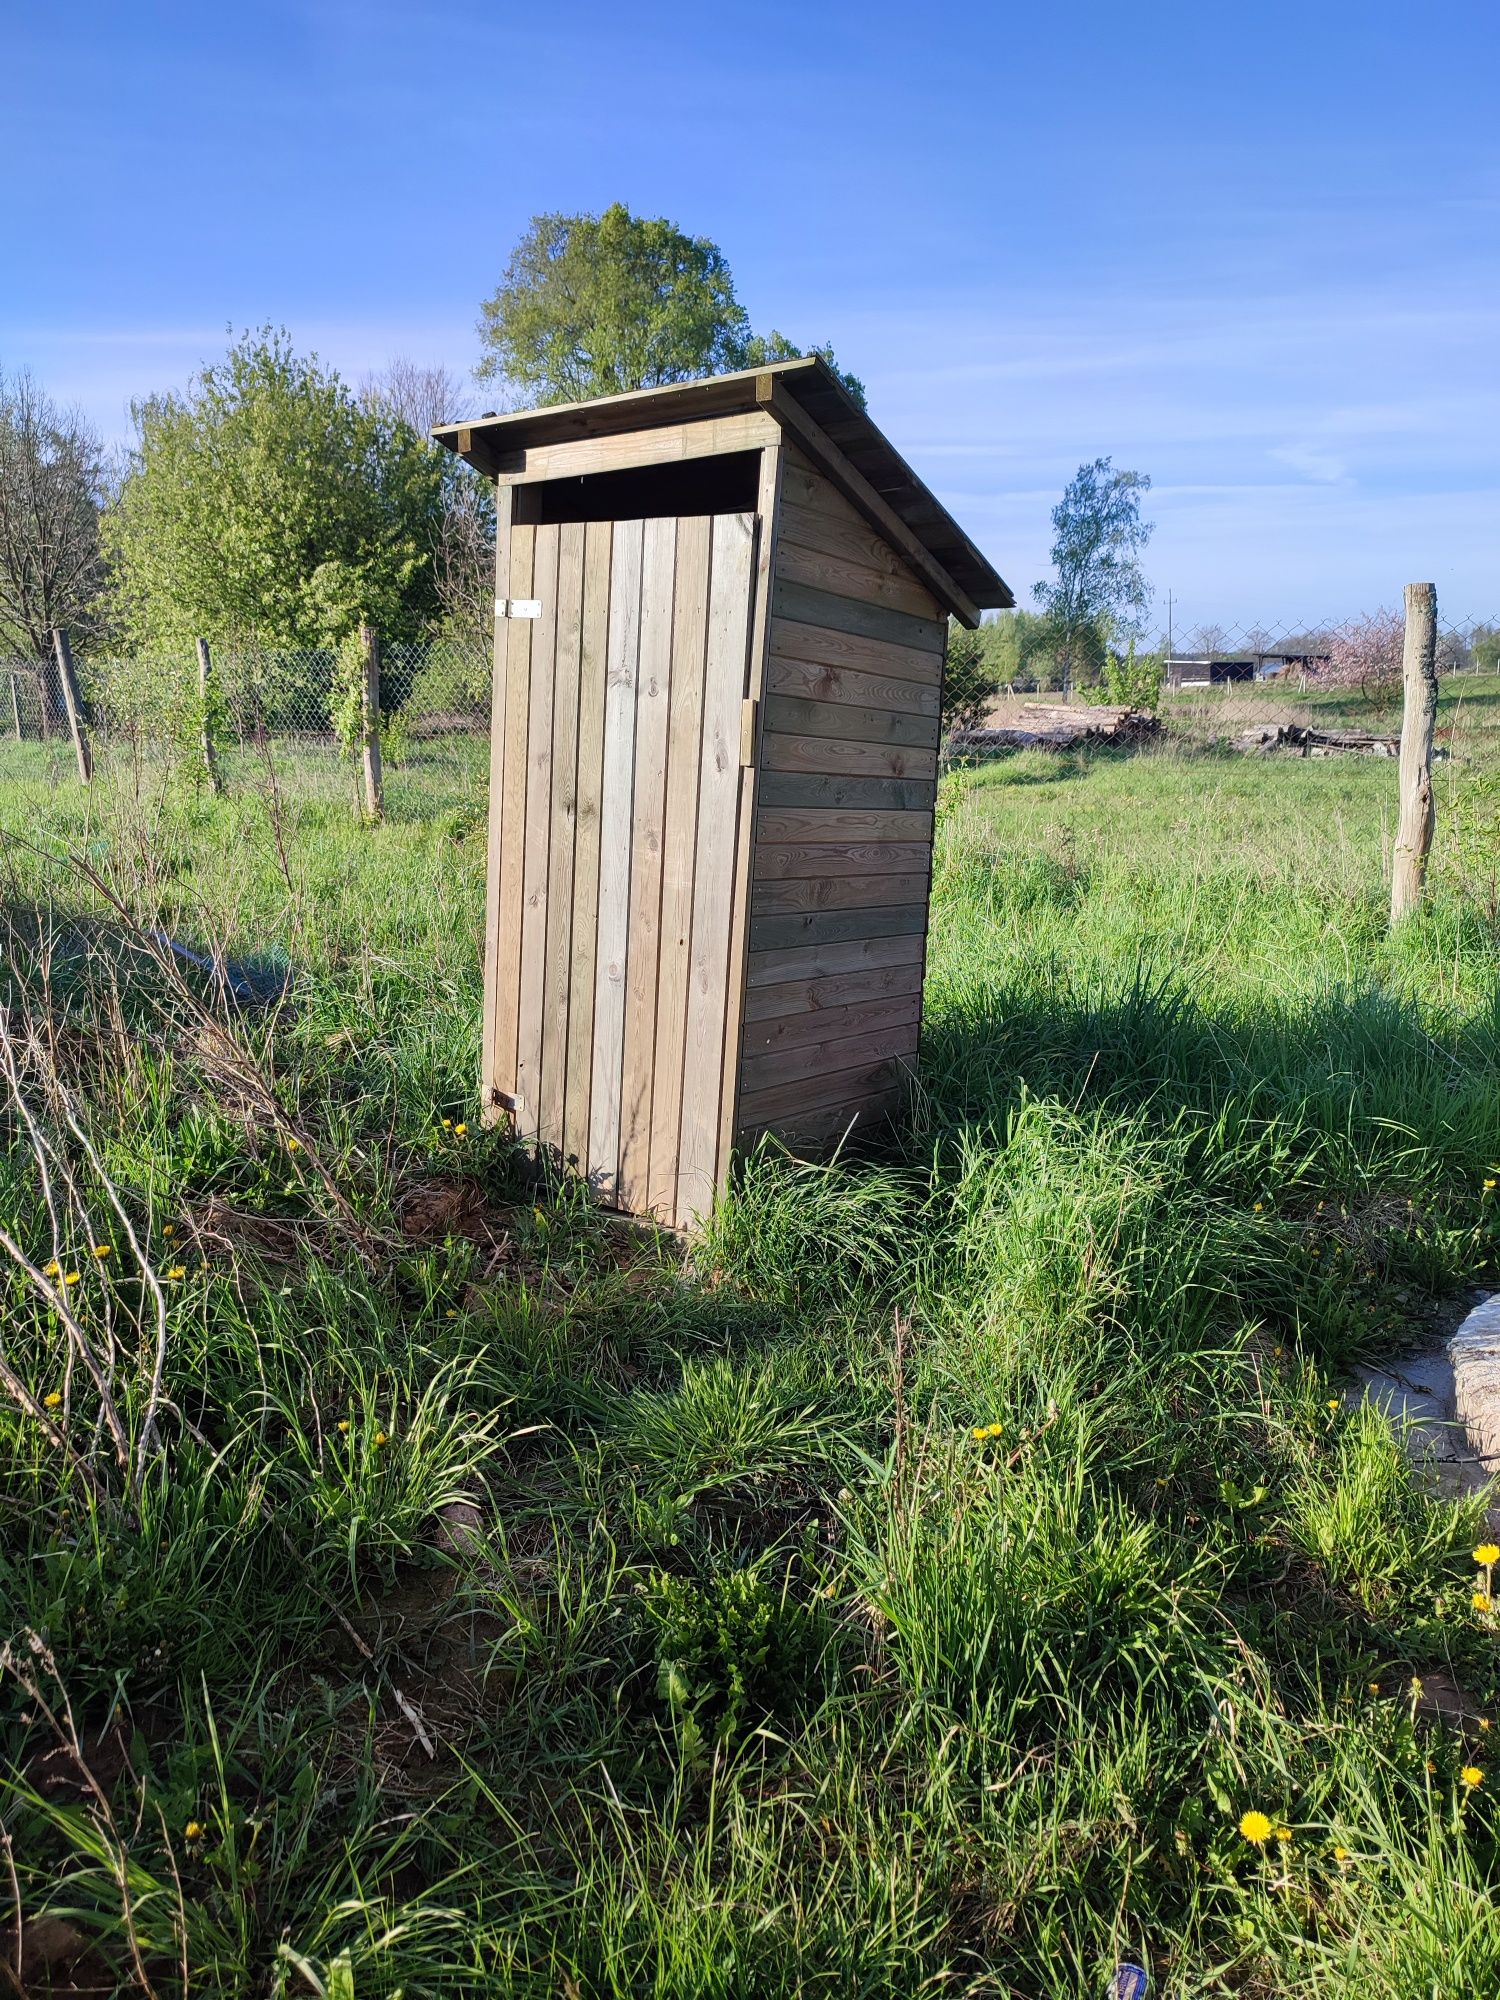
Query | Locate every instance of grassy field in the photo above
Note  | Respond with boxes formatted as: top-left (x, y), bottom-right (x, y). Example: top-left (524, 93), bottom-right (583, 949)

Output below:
top-left (1, 680), bottom-right (1499, 1996)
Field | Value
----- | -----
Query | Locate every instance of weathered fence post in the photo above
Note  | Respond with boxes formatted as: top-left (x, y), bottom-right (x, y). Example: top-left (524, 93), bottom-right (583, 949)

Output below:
top-left (1390, 582), bottom-right (1438, 925)
top-left (50, 628), bottom-right (93, 783)
top-left (195, 637), bottom-right (225, 796)
top-left (8, 669), bottom-right (21, 741)
top-left (359, 622), bottom-right (384, 822)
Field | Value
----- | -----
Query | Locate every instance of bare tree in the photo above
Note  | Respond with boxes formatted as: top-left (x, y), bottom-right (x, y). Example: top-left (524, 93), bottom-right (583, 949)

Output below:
top-left (1190, 621), bottom-right (1228, 658)
top-left (360, 357), bottom-right (471, 437)
top-left (361, 358), bottom-right (495, 648)
top-left (0, 370), bottom-right (107, 722)
top-left (435, 473), bottom-right (497, 649)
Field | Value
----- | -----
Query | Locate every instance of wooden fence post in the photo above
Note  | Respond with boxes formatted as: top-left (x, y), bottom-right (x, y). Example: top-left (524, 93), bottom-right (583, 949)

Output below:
top-left (8, 669), bottom-right (21, 741)
top-left (50, 629), bottom-right (93, 783)
top-left (1390, 582), bottom-right (1438, 926)
top-left (194, 637), bottom-right (225, 796)
top-left (359, 623), bottom-right (384, 822)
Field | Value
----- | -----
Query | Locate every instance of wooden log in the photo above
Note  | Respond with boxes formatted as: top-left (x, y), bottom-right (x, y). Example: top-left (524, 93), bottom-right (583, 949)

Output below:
top-left (358, 623), bottom-right (384, 821)
top-left (1391, 582), bottom-right (1438, 924)
top-left (50, 629), bottom-right (92, 783)
top-left (195, 637), bottom-right (225, 795)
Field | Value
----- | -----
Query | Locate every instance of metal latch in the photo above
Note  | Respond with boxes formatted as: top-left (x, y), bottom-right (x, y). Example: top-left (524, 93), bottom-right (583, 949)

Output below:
top-left (494, 599), bottom-right (542, 619)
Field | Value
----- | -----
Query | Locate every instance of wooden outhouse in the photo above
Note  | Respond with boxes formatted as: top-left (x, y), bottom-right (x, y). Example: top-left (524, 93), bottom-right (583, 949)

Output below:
top-left (434, 358), bottom-right (1011, 1230)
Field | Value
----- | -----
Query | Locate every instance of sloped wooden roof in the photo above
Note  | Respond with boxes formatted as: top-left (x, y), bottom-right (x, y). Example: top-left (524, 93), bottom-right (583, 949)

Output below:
top-left (432, 356), bottom-right (1011, 624)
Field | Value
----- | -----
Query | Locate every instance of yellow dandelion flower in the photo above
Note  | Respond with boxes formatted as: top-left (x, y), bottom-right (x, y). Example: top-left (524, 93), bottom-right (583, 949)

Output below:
top-left (1275, 1826), bottom-right (1293, 1844)
top-left (337, 1420), bottom-right (350, 1433)
top-left (1426, 1758), bottom-right (1437, 1773)
top-left (374, 1431), bottom-right (388, 1447)
top-left (1332, 1844), bottom-right (1351, 1863)
top-left (44, 1390), bottom-right (62, 1409)
top-left (987, 1422), bottom-right (1004, 1437)
top-left (184, 1820), bottom-right (203, 1839)
top-left (971, 1427), bottom-right (987, 1441)
top-left (1473, 1545), bottom-right (1500, 1566)
top-left (1461, 1766), bottom-right (1483, 1789)
top-left (1326, 1398), bottom-right (1340, 1410)
top-left (1239, 1810), bottom-right (1274, 1845)
top-left (63, 1271), bottom-right (80, 1285)
top-left (162, 1224), bottom-right (175, 1237)
top-left (441, 1118), bottom-right (453, 1129)
top-left (43, 1260), bottom-right (59, 1276)
top-left (166, 1266), bottom-right (186, 1280)
top-left (1474, 1592), bottom-right (1492, 1614)
top-left (445, 1309), bottom-right (457, 1319)
top-left (92, 1244), bottom-right (111, 1259)
top-left (1368, 1682), bottom-right (1380, 1694)
top-left (1252, 1201), bottom-right (1263, 1212)
top-left (1155, 1476), bottom-right (1169, 1487)
top-left (454, 1122), bottom-right (467, 1137)
top-left (1411, 1676), bottom-right (1424, 1697)
top-left (1481, 1719), bottom-right (1492, 1733)
top-left (1486, 1179), bottom-right (1497, 1191)
top-left (285, 1136), bottom-right (301, 1151)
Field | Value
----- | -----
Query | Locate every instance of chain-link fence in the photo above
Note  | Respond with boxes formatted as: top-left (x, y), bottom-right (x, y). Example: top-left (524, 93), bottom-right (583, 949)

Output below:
top-left (2, 612), bottom-right (1497, 805)
top-left (0, 634), bottom-right (492, 819)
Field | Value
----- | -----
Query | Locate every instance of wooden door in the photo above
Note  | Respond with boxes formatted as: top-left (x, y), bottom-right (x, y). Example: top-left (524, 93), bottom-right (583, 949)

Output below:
top-left (488, 509), bottom-right (756, 1228)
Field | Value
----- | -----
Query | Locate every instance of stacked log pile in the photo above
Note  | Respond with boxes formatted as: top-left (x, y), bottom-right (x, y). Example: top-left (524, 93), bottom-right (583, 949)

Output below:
top-left (1233, 722), bottom-right (1401, 757)
top-left (949, 703), bottom-right (1163, 755)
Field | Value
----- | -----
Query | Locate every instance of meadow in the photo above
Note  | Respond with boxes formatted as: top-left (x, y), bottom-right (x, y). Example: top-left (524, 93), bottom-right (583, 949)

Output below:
top-left (1, 676), bottom-right (1499, 1997)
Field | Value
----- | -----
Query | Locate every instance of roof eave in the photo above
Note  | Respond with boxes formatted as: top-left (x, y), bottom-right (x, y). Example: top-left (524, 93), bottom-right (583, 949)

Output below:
top-left (432, 357), bottom-right (1013, 621)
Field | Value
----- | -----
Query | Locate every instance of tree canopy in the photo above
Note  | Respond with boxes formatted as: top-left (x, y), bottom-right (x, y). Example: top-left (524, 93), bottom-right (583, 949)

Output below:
top-left (106, 329), bottom-right (445, 651)
top-left (476, 204), bottom-right (865, 408)
top-left (1032, 458), bottom-right (1154, 681)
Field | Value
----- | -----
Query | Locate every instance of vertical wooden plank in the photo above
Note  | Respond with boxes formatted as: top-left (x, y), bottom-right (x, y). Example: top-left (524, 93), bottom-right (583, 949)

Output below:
top-left (358, 623), bottom-right (384, 821)
top-left (50, 629), bottom-right (92, 783)
top-left (645, 514), bottom-right (712, 1218)
top-left (563, 521), bottom-right (612, 1172)
top-left (514, 524), bottom-right (561, 1139)
top-left (540, 522), bottom-right (586, 1152)
top-left (490, 513), bottom-right (531, 1109)
top-left (715, 446), bottom-right (782, 1195)
top-left (195, 637), bottom-right (225, 795)
top-left (676, 511), bottom-right (755, 1225)
top-left (588, 517), bottom-right (644, 1198)
top-left (617, 517), bottom-right (678, 1211)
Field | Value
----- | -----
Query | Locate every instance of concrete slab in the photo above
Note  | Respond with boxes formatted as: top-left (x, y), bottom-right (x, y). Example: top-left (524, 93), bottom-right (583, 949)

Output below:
top-left (1343, 1294), bottom-right (1500, 1506)
top-left (1449, 1291), bottom-right (1500, 1479)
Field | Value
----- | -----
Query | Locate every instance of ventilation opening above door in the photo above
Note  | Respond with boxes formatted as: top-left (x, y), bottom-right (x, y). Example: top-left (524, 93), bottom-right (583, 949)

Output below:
top-left (512, 450), bottom-right (761, 526)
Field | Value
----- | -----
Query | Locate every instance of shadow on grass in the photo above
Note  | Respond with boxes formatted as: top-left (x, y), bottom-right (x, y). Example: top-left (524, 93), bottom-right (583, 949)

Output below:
top-left (918, 967), bottom-right (1500, 1190)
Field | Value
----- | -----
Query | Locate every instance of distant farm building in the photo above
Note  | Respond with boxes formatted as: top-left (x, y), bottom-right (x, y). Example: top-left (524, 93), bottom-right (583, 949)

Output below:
top-left (1165, 646), bottom-right (1331, 688)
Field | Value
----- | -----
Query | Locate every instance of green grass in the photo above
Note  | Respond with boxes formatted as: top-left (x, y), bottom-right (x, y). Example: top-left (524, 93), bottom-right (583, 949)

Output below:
top-left (1, 691), bottom-right (1499, 1996)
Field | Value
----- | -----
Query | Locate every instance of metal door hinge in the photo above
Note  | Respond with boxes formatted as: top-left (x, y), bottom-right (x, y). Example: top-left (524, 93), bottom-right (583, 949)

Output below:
top-left (494, 599), bottom-right (542, 620)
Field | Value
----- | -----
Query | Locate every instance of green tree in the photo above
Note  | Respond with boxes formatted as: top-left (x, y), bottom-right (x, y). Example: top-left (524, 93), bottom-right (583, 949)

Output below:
top-left (1033, 458), bottom-right (1153, 691)
top-left (737, 329), bottom-right (867, 409)
top-left (477, 204), bottom-right (865, 407)
top-left (106, 329), bottom-right (445, 650)
top-left (940, 620), bottom-right (1000, 734)
top-left (1472, 626), bottom-right (1500, 676)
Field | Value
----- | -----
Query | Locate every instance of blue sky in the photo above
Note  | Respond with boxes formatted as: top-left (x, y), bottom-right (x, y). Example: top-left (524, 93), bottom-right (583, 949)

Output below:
top-left (6, 0), bottom-right (1497, 632)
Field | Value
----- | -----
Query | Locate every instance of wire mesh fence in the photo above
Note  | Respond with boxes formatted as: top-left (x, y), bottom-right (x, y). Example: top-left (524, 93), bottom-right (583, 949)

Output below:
top-left (1, 612), bottom-right (1496, 811)
top-left (0, 634), bottom-right (493, 818)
